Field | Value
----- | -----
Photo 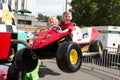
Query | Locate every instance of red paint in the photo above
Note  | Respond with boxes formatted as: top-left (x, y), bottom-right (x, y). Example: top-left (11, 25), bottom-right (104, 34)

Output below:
top-left (32, 30), bottom-right (69, 48)
top-left (0, 32), bottom-right (11, 59)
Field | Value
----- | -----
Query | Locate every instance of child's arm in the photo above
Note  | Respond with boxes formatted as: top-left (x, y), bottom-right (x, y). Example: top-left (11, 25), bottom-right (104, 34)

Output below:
top-left (61, 28), bottom-right (69, 33)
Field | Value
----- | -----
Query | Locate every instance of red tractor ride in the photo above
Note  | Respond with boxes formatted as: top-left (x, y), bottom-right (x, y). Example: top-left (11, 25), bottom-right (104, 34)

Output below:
top-left (7, 25), bottom-right (103, 79)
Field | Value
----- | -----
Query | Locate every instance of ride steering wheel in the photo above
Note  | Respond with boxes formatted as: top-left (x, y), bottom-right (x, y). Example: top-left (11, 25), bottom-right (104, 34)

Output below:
top-left (50, 25), bottom-right (62, 33)
top-left (34, 27), bottom-right (48, 34)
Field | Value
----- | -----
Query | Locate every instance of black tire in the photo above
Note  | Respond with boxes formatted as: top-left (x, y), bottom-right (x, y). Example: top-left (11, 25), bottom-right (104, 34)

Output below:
top-left (7, 63), bottom-right (20, 80)
top-left (56, 41), bottom-right (82, 73)
top-left (7, 63), bottom-right (25, 80)
top-left (15, 48), bottom-right (38, 73)
top-left (89, 40), bottom-right (103, 59)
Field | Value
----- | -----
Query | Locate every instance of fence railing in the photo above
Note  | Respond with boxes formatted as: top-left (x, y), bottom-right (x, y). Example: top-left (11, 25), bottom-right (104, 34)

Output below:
top-left (81, 47), bottom-right (120, 80)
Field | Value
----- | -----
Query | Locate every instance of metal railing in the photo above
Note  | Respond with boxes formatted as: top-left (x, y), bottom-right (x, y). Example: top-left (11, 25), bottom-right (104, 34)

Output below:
top-left (82, 47), bottom-right (120, 80)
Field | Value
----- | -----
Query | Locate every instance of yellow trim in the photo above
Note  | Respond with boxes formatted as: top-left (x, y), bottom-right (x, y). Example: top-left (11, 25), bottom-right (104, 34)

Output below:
top-left (2, 10), bottom-right (12, 23)
top-left (81, 45), bottom-right (89, 52)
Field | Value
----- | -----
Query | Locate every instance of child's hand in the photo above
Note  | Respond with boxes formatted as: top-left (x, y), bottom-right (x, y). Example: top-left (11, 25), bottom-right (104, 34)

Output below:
top-left (57, 30), bottom-right (62, 33)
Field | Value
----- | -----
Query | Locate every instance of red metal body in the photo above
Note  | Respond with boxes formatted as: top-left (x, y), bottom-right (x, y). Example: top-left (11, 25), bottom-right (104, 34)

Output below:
top-left (32, 27), bottom-right (99, 49)
top-left (32, 30), bottom-right (69, 48)
top-left (77, 27), bottom-right (99, 44)
top-left (71, 27), bottom-right (99, 44)
top-left (0, 32), bottom-right (11, 59)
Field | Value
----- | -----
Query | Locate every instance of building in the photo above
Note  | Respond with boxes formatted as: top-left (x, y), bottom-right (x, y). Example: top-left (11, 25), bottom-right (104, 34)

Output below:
top-left (0, 0), bottom-right (47, 32)
top-left (0, 0), bottom-right (36, 15)
top-left (14, 13), bottom-right (47, 32)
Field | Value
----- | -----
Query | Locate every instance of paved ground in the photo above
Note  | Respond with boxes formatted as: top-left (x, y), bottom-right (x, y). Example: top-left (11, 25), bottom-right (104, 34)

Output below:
top-left (0, 59), bottom-right (119, 80)
top-left (39, 59), bottom-right (118, 80)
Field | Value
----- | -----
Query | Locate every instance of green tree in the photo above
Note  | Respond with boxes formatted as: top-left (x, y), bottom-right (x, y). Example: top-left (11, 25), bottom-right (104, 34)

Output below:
top-left (37, 14), bottom-right (48, 22)
top-left (70, 0), bottom-right (120, 26)
top-left (57, 15), bottom-right (62, 22)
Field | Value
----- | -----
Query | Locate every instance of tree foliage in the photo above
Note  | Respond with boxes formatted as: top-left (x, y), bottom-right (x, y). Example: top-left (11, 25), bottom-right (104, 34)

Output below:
top-left (57, 15), bottom-right (62, 22)
top-left (70, 0), bottom-right (120, 26)
top-left (37, 14), bottom-right (48, 22)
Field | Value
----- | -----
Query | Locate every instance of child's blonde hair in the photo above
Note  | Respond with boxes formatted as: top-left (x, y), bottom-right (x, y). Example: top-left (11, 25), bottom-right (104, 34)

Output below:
top-left (48, 16), bottom-right (58, 25)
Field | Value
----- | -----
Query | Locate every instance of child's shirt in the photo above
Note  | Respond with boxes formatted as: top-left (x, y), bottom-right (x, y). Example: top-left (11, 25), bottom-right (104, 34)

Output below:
top-left (59, 21), bottom-right (74, 31)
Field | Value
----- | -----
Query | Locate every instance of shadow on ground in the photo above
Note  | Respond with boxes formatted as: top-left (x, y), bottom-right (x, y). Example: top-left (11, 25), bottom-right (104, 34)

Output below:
top-left (39, 65), bottom-right (61, 78)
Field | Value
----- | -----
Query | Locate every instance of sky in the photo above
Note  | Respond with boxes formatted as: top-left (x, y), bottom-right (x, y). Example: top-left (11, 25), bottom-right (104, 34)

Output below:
top-left (9, 0), bottom-right (72, 17)
top-left (1, 0), bottom-right (72, 16)
top-left (34, 0), bottom-right (72, 16)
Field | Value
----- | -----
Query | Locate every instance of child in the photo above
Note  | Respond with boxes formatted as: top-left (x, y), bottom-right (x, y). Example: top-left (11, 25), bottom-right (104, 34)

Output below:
top-left (59, 11), bottom-right (74, 33)
top-left (47, 16), bottom-right (62, 32)
top-left (47, 16), bottom-right (59, 30)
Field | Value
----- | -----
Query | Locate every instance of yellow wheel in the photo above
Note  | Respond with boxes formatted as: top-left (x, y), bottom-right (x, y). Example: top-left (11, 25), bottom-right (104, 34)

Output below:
top-left (89, 40), bottom-right (103, 59)
top-left (70, 49), bottom-right (78, 65)
top-left (98, 45), bottom-right (102, 53)
top-left (56, 41), bottom-right (82, 73)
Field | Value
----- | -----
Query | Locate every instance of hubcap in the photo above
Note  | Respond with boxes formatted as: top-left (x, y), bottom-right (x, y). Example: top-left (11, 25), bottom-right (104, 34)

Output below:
top-left (70, 49), bottom-right (78, 65)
